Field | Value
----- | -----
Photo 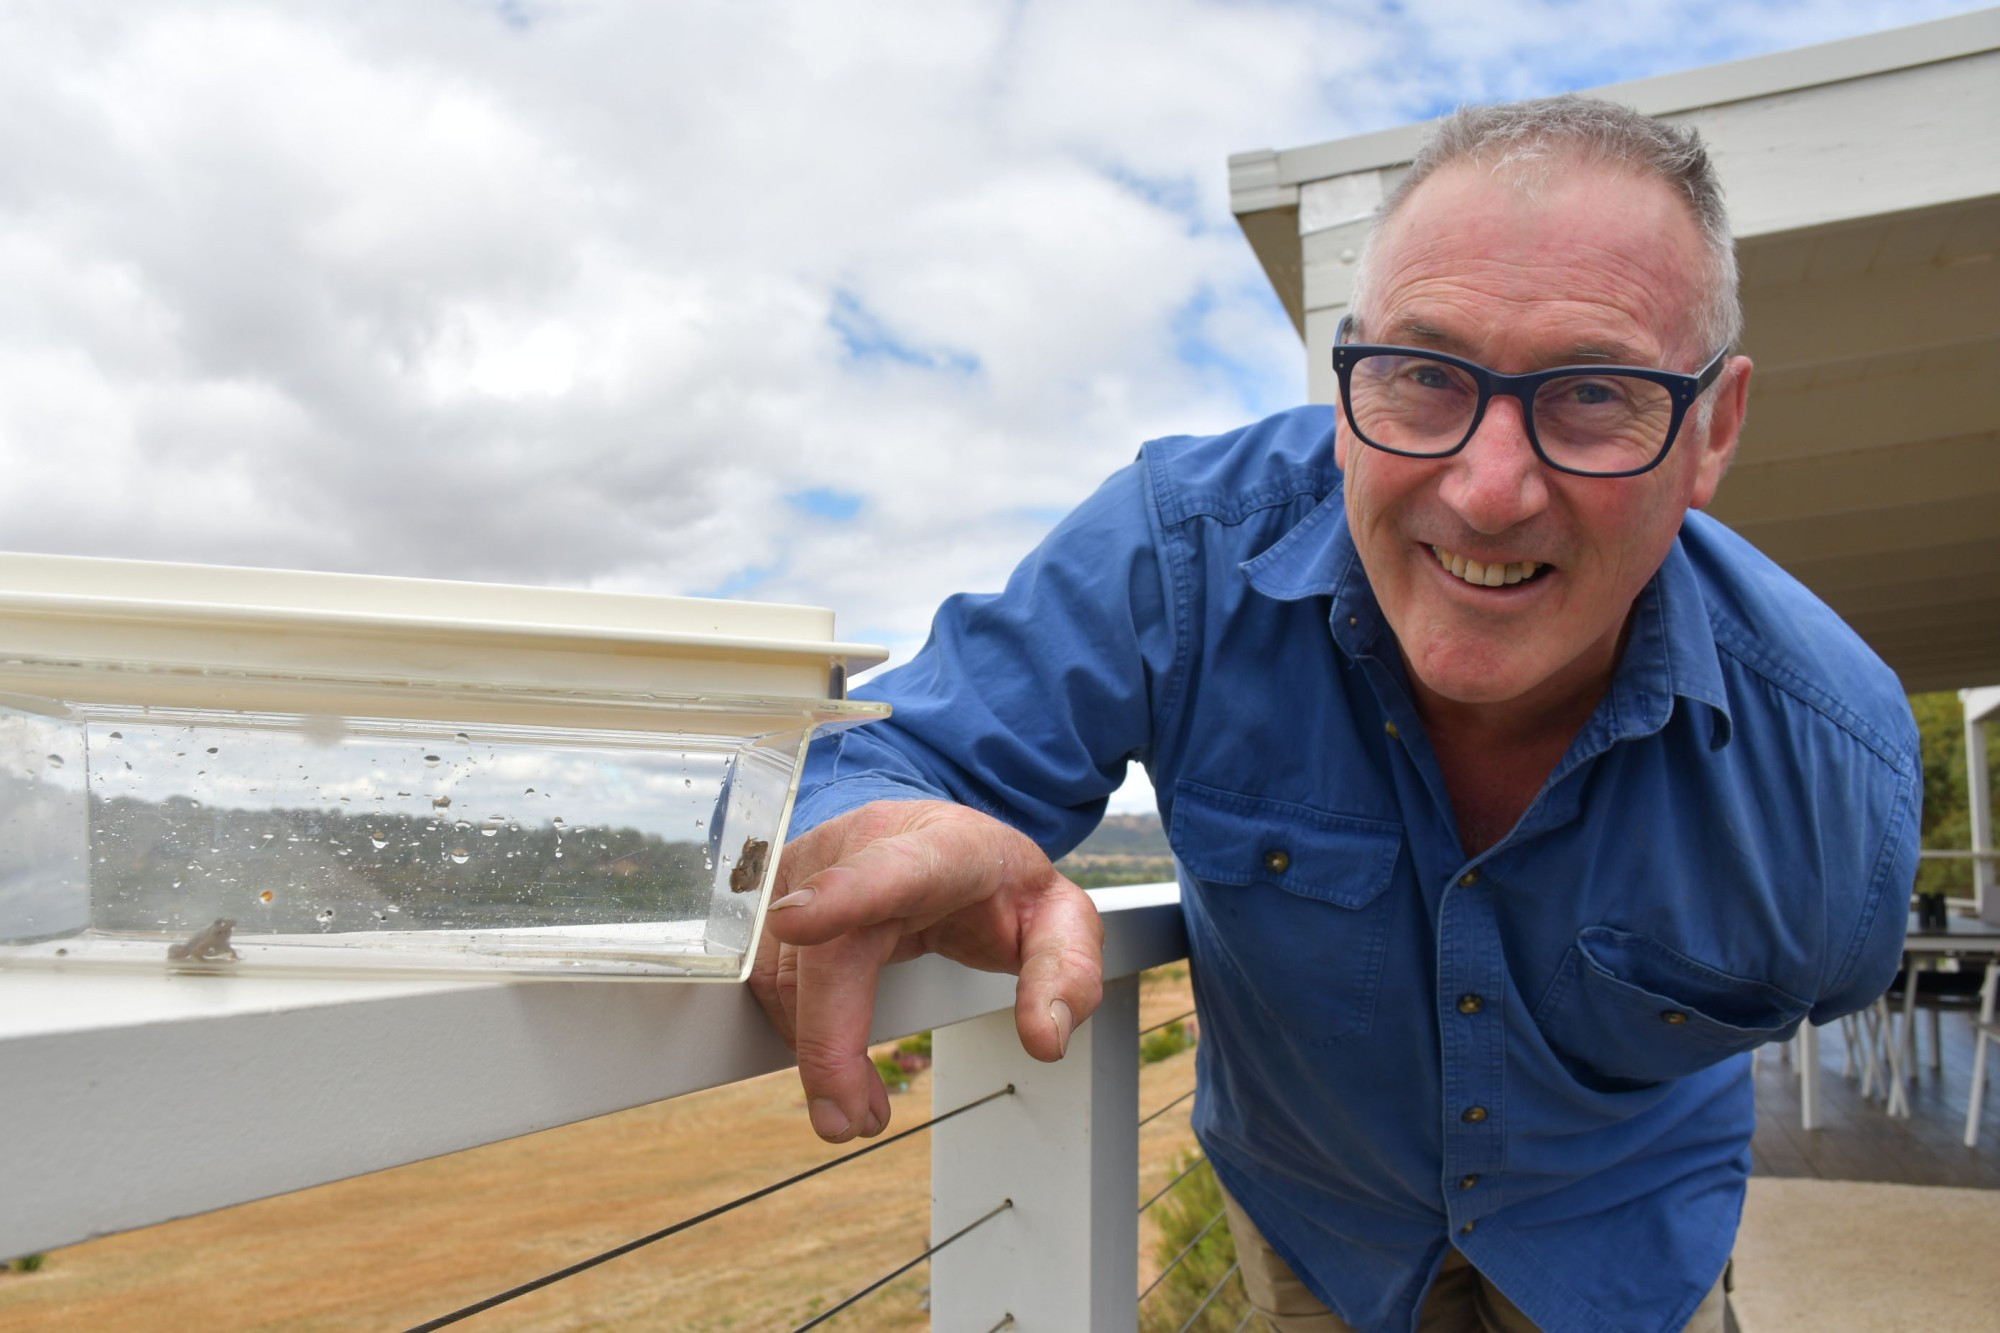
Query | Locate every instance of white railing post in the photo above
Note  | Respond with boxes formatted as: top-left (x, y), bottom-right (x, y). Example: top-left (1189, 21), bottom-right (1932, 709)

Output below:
top-left (930, 972), bottom-right (1140, 1332)
top-left (1963, 687), bottom-right (1998, 923)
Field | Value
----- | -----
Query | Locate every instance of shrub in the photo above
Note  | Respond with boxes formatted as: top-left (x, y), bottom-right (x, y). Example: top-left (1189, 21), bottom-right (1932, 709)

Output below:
top-left (8, 1253), bottom-right (46, 1273)
top-left (896, 1030), bottom-right (932, 1058)
top-left (1140, 1154), bottom-right (1246, 1332)
top-left (873, 1052), bottom-right (909, 1091)
top-left (1141, 1019), bottom-right (1195, 1065)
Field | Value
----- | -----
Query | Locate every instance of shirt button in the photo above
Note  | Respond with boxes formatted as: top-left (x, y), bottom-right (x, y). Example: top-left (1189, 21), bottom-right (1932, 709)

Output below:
top-left (1384, 720), bottom-right (1400, 739)
top-left (1460, 1221), bottom-right (1476, 1235)
top-left (1263, 848), bottom-right (1291, 875)
top-left (1661, 1009), bottom-right (1689, 1025)
top-left (1457, 994), bottom-right (1484, 1015)
top-left (1460, 1174), bottom-right (1480, 1190)
top-left (1461, 1105), bottom-right (1488, 1124)
top-left (1458, 870), bottom-right (1480, 887)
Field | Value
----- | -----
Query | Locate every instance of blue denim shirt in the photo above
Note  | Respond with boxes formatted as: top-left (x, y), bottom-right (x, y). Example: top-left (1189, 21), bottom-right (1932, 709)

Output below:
top-left (791, 406), bottom-right (1920, 1333)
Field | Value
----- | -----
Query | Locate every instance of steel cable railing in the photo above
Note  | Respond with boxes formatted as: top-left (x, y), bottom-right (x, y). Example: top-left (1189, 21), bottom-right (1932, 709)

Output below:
top-left (403, 1083), bottom-right (1015, 1332)
top-left (1138, 1203), bottom-right (1229, 1304)
top-left (791, 1198), bottom-right (1013, 1331)
top-left (1176, 1260), bottom-right (1243, 1333)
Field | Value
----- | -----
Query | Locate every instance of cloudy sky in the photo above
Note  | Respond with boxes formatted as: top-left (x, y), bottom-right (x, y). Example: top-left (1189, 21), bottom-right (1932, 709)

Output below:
top-left (0, 0), bottom-right (1981, 810)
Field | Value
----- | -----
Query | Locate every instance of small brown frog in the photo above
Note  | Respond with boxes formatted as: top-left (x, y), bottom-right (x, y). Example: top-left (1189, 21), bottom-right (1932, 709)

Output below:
top-left (168, 918), bottom-right (240, 964)
top-left (729, 837), bottom-right (771, 894)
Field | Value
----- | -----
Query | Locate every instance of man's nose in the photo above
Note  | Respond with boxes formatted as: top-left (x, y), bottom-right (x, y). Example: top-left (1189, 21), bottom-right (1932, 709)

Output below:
top-left (1436, 394), bottom-right (1551, 533)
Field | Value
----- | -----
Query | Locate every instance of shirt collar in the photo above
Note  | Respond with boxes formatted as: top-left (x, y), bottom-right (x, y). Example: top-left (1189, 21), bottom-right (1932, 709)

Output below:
top-left (1240, 487), bottom-right (1734, 751)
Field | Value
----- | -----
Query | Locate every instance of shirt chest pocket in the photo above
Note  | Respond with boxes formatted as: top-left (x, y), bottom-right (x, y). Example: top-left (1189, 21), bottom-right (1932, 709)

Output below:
top-left (1532, 926), bottom-right (1811, 1092)
top-left (1170, 781), bottom-right (1404, 1046)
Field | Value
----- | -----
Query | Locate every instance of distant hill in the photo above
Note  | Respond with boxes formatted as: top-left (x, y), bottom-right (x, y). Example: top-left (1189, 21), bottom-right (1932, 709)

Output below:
top-left (1058, 812), bottom-right (1173, 888)
top-left (1071, 812), bottom-right (1170, 857)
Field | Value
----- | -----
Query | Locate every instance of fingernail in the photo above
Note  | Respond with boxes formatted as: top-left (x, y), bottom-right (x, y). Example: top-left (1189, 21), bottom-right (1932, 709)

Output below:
top-left (1051, 998), bottom-right (1074, 1059)
top-left (807, 1097), bottom-right (851, 1139)
top-left (769, 888), bottom-right (816, 911)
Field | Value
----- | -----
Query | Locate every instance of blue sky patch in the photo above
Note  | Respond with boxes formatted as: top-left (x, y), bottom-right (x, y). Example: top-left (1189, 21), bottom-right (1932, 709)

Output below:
top-left (788, 487), bottom-right (864, 521)
top-left (830, 289), bottom-right (981, 375)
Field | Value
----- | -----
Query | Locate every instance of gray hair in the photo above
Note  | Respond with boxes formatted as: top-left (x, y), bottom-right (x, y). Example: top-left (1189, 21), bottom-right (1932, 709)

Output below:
top-left (1348, 95), bottom-right (1742, 359)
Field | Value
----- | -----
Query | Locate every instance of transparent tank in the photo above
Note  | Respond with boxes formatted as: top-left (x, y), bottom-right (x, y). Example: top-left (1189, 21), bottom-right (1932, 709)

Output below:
top-left (0, 555), bottom-right (887, 981)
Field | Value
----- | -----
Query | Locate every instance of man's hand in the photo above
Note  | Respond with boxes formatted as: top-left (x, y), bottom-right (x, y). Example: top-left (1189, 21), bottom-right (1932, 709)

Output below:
top-left (748, 799), bottom-right (1104, 1143)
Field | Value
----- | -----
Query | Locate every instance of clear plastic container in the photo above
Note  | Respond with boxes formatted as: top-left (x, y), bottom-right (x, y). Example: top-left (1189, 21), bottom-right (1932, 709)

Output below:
top-left (0, 554), bottom-right (888, 981)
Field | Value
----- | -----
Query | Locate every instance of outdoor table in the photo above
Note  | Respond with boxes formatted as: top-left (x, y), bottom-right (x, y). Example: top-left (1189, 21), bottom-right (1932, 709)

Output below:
top-left (1884, 913), bottom-right (2000, 1118)
top-left (1792, 913), bottom-right (2000, 1128)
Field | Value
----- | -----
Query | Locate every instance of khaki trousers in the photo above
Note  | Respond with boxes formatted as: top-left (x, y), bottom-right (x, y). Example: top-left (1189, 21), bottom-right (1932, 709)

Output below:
top-left (1221, 1188), bottom-right (1730, 1333)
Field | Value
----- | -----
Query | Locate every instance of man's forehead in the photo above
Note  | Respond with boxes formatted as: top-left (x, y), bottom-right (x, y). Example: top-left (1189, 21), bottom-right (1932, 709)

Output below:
top-left (1366, 158), bottom-right (1709, 356)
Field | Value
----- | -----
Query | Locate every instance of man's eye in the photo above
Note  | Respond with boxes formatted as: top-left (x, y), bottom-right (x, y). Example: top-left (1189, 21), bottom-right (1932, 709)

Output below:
top-left (1565, 379), bottom-right (1625, 406)
top-left (1407, 365), bottom-right (1455, 390)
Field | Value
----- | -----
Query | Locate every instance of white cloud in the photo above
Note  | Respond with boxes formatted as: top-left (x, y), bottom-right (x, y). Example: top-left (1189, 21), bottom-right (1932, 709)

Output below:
top-left (0, 0), bottom-right (1984, 799)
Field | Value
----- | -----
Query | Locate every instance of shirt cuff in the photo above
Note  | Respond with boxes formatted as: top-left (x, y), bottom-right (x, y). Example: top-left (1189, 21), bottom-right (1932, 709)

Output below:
top-left (788, 774), bottom-right (947, 840)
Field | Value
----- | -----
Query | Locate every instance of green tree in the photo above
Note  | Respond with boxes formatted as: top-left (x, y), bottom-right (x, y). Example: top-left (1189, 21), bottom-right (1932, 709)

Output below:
top-left (1911, 691), bottom-right (2000, 900)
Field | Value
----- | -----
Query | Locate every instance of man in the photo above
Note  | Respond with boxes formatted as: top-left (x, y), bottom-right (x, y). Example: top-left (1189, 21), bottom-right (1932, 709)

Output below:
top-left (750, 96), bottom-right (1918, 1332)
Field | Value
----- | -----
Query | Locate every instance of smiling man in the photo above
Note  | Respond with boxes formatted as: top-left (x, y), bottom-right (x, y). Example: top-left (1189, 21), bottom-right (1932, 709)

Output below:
top-left (751, 97), bottom-right (1918, 1332)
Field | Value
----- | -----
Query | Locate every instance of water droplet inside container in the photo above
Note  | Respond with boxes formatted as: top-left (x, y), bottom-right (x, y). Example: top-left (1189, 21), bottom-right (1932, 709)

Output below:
top-left (336, 846), bottom-right (352, 857)
top-left (424, 754), bottom-right (441, 767)
top-left (683, 778), bottom-right (691, 787)
top-left (374, 911), bottom-right (387, 922)
top-left (44, 754), bottom-right (63, 768)
top-left (370, 833), bottom-right (388, 850)
top-left (554, 849), bottom-right (563, 859)
top-left (552, 817), bottom-right (567, 832)
top-left (317, 909), bottom-right (335, 923)
top-left (454, 733), bottom-right (470, 743)
top-left (480, 817), bottom-right (503, 837)
top-left (260, 891), bottom-right (275, 904)
top-left (450, 848), bottom-right (470, 864)
top-left (432, 795), bottom-right (452, 809)
top-left (206, 747), bottom-right (219, 755)
top-left (524, 787), bottom-right (535, 795)
top-left (108, 731), bottom-right (122, 740)
top-left (171, 881), bottom-right (181, 889)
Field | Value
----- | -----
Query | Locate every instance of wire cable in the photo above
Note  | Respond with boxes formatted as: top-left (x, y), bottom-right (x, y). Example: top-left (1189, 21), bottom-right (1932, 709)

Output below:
top-left (789, 1199), bottom-right (1013, 1332)
top-left (1137, 1204), bottom-right (1230, 1304)
top-left (1139, 1086), bottom-right (1196, 1129)
top-left (1175, 1260), bottom-right (1242, 1333)
top-left (403, 1084), bottom-right (1014, 1332)
top-left (1141, 1007), bottom-right (1198, 1038)
top-left (1137, 1153), bottom-right (1208, 1217)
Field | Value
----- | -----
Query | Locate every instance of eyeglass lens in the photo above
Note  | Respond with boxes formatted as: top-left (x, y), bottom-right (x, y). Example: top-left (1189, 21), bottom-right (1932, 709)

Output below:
top-left (1346, 353), bottom-right (1677, 474)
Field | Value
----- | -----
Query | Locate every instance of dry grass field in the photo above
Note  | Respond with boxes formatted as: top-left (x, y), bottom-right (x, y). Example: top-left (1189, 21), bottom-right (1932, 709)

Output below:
top-left (0, 966), bottom-right (1201, 1332)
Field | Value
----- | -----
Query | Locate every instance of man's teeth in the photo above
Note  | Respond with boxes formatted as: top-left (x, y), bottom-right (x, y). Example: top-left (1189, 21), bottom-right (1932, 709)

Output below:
top-left (1431, 546), bottom-right (1542, 587)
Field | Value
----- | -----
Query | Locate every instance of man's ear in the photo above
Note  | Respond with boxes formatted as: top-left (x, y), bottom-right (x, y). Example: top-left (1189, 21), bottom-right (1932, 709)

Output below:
top-left (1688, 354), bottom-right (1751, 511)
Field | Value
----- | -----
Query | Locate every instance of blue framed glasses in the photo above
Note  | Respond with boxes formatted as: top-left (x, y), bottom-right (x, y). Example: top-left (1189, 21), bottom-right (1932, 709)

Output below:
top-left (1331, 316), bottom-right (1728, 478)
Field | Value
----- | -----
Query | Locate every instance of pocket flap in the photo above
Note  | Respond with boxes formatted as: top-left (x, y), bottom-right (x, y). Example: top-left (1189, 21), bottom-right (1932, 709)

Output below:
top-left (1575, 927), bottom-right (1810, 1036)
top-left (1169, 780), bottom-right (1402, 910)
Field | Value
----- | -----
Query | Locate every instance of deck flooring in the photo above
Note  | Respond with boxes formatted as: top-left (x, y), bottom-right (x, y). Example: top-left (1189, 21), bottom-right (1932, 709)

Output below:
top-left (1752, 1005), bottom-right (2000, 1189)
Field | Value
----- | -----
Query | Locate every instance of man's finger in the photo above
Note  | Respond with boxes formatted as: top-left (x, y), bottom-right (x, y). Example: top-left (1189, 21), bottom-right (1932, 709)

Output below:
top-left (766, 816), bottom-right (1031, 947)
top-left (787, 920), bottom-right (902, 1141)
top-left (746, 926), bottom-right (796, 1048)
top-left (1009, 878), bottom-right (1106, 1063)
